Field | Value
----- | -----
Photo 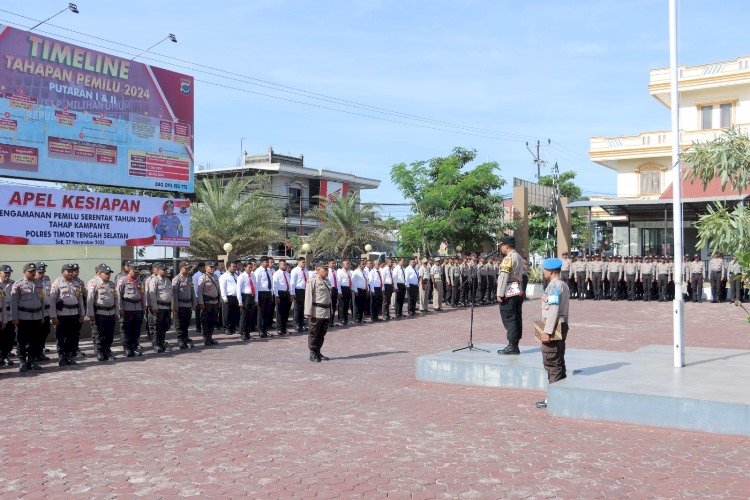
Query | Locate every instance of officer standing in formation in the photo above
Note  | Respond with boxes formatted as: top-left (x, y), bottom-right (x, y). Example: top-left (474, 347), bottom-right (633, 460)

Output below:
top-left (49, 263), bottom-right (85, 366)
top-left (272, 259), bottom-right (292, 335)
top-left (197, 262), bottom-right (221, 345)
top-left (87, 264), bottom-right (118, 360)
top-left (147, 262), bottom-right (173, 352)
top-left (172, 262), bottom-right (197, 349)
top-left (11, 263), bottom-right (45, 372)
top-left (0, 265), bottom-right (13, 366)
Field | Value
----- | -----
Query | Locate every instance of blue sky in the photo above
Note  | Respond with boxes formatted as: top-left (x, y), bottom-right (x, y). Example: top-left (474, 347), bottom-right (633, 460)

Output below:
top-left (1, 0), bottom-right (749, 218)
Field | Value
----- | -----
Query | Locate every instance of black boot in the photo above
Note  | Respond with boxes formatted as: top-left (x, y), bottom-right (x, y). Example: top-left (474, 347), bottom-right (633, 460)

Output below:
top-left (309, 350), bottom-right (321, 362)
top-left (497, 343), bottom-right (520, 355)
top-left (317, 350), bottom-right (330, 361)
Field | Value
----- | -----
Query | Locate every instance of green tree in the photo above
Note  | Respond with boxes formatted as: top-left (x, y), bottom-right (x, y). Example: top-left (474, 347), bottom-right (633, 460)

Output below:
top-left (682, 127), bottom-right (750, 319)
top-left (390, 147), bottom-right (506, 255)
top-left (188, 175), bottom-right (283, 259)
top-left (306, 194), bottom-right (391, 259)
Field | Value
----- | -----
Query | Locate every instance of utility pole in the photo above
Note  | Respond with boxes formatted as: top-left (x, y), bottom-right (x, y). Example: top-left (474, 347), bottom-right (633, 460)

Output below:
top-left (526, 139), bottom-right (551, 180)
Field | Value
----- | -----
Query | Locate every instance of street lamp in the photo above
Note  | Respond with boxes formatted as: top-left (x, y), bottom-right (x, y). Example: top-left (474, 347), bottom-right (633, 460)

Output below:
top-left (29, 3), bottom-right (79, 31)
top-left (131, 33), bottom-right (178, 61)
top-left (223, 242), bottom-right (233, 253)
top-left (456, 245), bottom-right (463, 257)
top-left (364, 244), bottom-right (373, 253)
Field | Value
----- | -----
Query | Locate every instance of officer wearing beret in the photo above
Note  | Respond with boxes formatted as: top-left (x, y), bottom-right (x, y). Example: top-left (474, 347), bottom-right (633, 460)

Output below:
top-left (0, 264), bottom-right (15, 366)
top-left (496, 236), bottom-right (524, 355)
top-left (147, 262), bottom-right (174, 352)
top-left (304, 262), bottom-right (332, 362)
top-left (50, 264), bottom-right (85, 366)
top-left (87, 264), bottom-right (119, 361)
top-left (172, 261), bottom-right (197, 349)
top-left (11, 263), bottom-right (45, 372)
top-left (536, 257), bottom-right (571, 409)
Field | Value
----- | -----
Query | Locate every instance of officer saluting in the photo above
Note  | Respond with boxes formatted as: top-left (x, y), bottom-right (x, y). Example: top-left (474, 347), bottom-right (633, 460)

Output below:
top-left (304, 261), bottom-right (332, 362)
top-left (496, 236), bottom-right (524, 355)
top-left (11, 263), bottom-right (45, 372)
top-left (49, 263), bottom-right (85, 366)
top-left (87, 263), bottom-right (119, 361)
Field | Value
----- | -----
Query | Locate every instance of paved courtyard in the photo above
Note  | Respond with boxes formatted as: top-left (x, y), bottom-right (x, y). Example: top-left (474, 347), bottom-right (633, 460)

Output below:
top-left (1, 299), bottom-right (748, 498)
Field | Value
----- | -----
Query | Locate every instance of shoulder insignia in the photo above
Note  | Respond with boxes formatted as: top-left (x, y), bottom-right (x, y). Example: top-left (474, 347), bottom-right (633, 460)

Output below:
top-left (500, 257), bottom-right (512, 274)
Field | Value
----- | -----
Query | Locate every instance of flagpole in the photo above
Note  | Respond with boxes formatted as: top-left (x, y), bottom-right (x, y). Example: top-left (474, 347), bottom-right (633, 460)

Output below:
top-left (669, 0), bottom-right (685, 368)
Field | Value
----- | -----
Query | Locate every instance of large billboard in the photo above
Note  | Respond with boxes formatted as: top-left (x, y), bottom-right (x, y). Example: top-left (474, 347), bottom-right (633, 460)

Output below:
top-left (0, 185), bottom-right (190, 246)
top-left (0, 25), bottom-right (194, 192)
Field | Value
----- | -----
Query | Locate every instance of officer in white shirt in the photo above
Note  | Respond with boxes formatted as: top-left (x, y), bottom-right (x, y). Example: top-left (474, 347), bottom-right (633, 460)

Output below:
top-left (351, 260), bottom-right (368, 323)
top-left (381, 257), bottom-right (394, 320)
top-left (219, 261), bottom-right (240, 334)
top-left (327, 259), bottom-right (342, 327)
top-left (191, 262), bottom-right (205, 334)
top-left (405, 258), bottom-right (419, 315)
top-left (392, 257), bottom-right (407, 318)
top-left (236, 260), bottom-right (258, 340)
top-left (367, 260), bottom-right (383, 321)
top-left (272, 259), bottom-right (292, 335)
top-left (290, 257), bottom-right (309, 332)
top-left (253, 256), bottom-right (274, 337)
top-left (336, 259), bottom-right (354, 325)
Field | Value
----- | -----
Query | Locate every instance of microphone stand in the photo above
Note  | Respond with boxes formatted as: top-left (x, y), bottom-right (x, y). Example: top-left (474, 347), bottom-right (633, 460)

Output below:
top-left (453, 248), bottom-right (501, 353)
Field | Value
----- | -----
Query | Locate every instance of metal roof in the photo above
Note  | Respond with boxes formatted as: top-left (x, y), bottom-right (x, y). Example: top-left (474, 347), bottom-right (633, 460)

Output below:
top-left (566, 195), bottom-right (748, 221)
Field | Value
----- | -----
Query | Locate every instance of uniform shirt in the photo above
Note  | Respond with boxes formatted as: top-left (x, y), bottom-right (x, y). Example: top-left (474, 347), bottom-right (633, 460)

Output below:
top-left (172, 273), bottom-right (196, 309)
top-left (0, 281), bottom-right (9, 325)
top-left (49, 276), bottom-right (85, 318)
top-left (392, 265), bottom-right (406, 285)
top-left (87, 276), bottom-right (119, 317)
top-left (381, 266), bottom-right (393, 286)
top-left (253, 266), bottom-right (274, 293)
top-left (624, 262), bottom-right (638, 276)
top-left (117, 274), bottom-right (144, 311)
top-left (586, 260), bottom-right (604, 279)
top-left (40, 275), bottom-right (51, 317)
top-left (219, 271), bottom-right (238, 301)
top-left (272, 269), bottom-right (292, 297)
top-left (11, 278), bottom-right (44, 321)
top-left (192, 270), bottom-right (203, 298)
top-left (572, 261), bottom-right (585, 274)
top-left (688, 261), bottom-right (705, 277)
top-left (496, 250), bottom-right (524, 298)
top-left (607, 261), bottom-right (623, 278)
top-left (367, 268), bottom-right (383, 291)
top-left (147, 276), bottom-right (173, 310)
top-left (708, 257), bottom-right (725, 275)
top-left (304, 274), bottom-right (331, 319)
top-left (290, 265), bottom-right (308, 290)
top-left (327, 268), bottom-right (342, 293)
top-left (196, 273), bottom-right (220, 304)
top-left (656, 262), bottom-right (673, 279)
top-left (561, 258), bottom-right (571, 272)
top-left (337, 268), bottom-right (354, 288)
top-left (405, 265), bottom-right (419, 286)
top-left (477, 263), bottom-right (488, 276)
top-left (542, 278), bottom-right (570, 335)
top-left (351, 268), bottom-right (367, 291)
top-left (640, 262), bottom-right (656, 276)
top-left (236, 271), bottom-right (258, 302)
top-left (431, 264), bottom-right (444, 282)
top-left (727, 260), bottom-right (742, 278)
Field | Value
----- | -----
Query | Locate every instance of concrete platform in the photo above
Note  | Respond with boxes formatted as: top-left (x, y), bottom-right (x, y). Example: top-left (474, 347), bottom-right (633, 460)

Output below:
top-left (416, 344), bottom-right (750, 436)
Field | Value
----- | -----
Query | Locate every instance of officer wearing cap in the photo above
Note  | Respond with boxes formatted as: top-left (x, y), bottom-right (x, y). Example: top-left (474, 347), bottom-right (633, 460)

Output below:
top-left (32, 262), bottom-right (52, 362)
top-left (147, 262), bottom-right (173, 352)
top-left (640, 256), bottom-right (655, 301)
top-left (304, 261), bottom-right (332, 362)
top-left (49, 264), bottom-right (85, 366)
top-left (496, 236), bottom-right (524, 355)
top-left (418, 258), bottom-right (431, 313)
top-left (536, 257), bottom-right (571, 409)
top-left (172, 261), bottom-right (196, 349)
top-left (69, 263), bottom-right (87, 358)
top-left (117, 263), bottom-right (145, 357)
top-left (431, 258), bottom-right (444, 311)
top-left (11, 263), bottom-right (45, 372)
top-left (197, 261), bottom-right (221, 345)
top-left (656, 256), bottom-right (672, 302)
top-left (87, 263), bottom-right (118, 361)
top-left (686, 254), bottom-right (705, 303)
top-left (143, 263), bottom-right (159, 342)
top-left (0, 264), bottom-right (15, 366)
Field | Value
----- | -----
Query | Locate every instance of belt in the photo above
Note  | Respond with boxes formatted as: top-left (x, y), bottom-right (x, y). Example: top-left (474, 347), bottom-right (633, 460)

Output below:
top-left (202, 295), bottom-right (219, 303)
top-left (59, 304), bottom-right (80, 310)
top-left (178, 300), bottom-right (193, 305)
top-left (157, 300), bottom-right (172, 306)
top-left (312, 302), bottom-right (330, 308)
top-left (18, 306), bottom-right (42, 313)
top-left (95, 305), bottom-right (115, 311)
top-left (123, 297), bottom-right (142, 303)
top-left (691, 273), bottom-right (702, 276)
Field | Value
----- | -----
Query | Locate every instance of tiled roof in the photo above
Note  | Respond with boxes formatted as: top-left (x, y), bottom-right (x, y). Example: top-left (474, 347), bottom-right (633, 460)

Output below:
top-left (660, 175), bottom-right (750, 200)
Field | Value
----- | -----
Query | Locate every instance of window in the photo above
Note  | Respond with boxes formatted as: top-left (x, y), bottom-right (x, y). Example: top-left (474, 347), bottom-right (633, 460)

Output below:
top-left (720, 103), bottom-right (732, 128)
top-left (640, 170), bottom-right (661, 195)
top-left (700, 105), bottom-right (713, 129)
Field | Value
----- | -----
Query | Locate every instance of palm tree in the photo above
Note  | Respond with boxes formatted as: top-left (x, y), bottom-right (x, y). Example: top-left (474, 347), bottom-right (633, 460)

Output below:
top-left (188, 175), bottom-right (283, 259)
top-left (306, 194), bottom-right (391, 259)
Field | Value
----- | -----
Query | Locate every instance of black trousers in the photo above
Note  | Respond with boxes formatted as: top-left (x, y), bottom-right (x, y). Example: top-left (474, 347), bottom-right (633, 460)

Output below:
top-left (0, 322), bottom-right (15, 357)
top-left (576, 272), bottom-right (587, 299)
top-left (222, 296), bottom-right (240, 333)
top-left (239, 293), bottom-right (257, 335)
top-left (257, 291), bottom-right (273, 333)
top-left (308, 317), bottom-right (329, 352)
top-left (730, 276), bottom-right (744, 302)
top-left (395, 284), bottom-right (406, 315)
top-left (458, 277), bottom-right (468, 304)
top-left (195, 306), bottom-right (202, 333)
top-left (591, 273), bottom-right (602, 299)
top-left (176, 307), bottom-right (193, 341)
top-left (691, 274), bottom-right (703, 302)
top-left (499, 295), bottom-right (523, 344)
top-left (478, 276), bottom-right (487, 302)
top-left (17, 319), bottom-right (43, 362)
top-left (609, 273), bottom-right (620, 300)
top-left (276, 291), bottom-right (291, 333)
top-left (41, 315), bottom-right (51, 354)
top-left (94, 314), bottom-right (116, 354)
top-left (370, 287), bottom-right (383, 320)
top-left (330, 289), bottom-right (339, 323)
top-left (382, 284), bottom-right (394, 318)
top-left (294, 289), bottom-right (306, 328)
top-left (450, 281), bottom-right (459, 306)
top-left (121, 310), bottom-right (144, 350)
top-left (201, 302), bottom-right (219, 339)
top-left (407, 284), bottom-right (418, 314)
top-left (626, 274), bottom-right (636, 300)
top-left (541, 323), bottom-right (568, 384)
top-left (339, 287), bottom-right (352, 323)
top-left (55, 315), bottom-right (80, 356)
top-left (354, 289), bottom-right (367, 321)
top-left (153, 309), bottom-right (171, 346)
top-left (658, 274), bottom-right (669, 301)
top-left (710, 271), bottom-right (723, 301)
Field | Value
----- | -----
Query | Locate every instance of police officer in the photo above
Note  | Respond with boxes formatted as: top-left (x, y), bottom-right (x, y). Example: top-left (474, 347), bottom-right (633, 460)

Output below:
top-left (587, 255), bottom-right (604, 300)
top-left (118, 264), bottom-right (145, 357)
top-left (573, 256), bottom-right (587, 300)
top-left (607, 257), bottom-right (623, 301)
top-left (11, 263), bottom-right (45, 372)
top-left (726, 256), bottom-right (744, 302)
top-left (708, 252), bottom-right (726, 303)
top-left (536, 257), bottom-right (570, 409)
top-left (34, 262), bottom-right (52, 362)
top-left (656, 256), bottom-right (672, 302)
top-left (367, 260), bottom-right (384, 321)
top-left (641, 256), bottom-right (656, 302)
top-left (171, 261), bottom-right (196, 348)
top-left (418, 259), bottom-right (431, 313)
top-left (290, 257), bottom-right (308, 333)
top-left (496, 236), bottom-right (524, 355)
top-left (304, 261), bottom-right (332, 362)
top-left (624, 257), bottom-right (638, 301)
top-left (326, 259), bottom-right (341, 326)
top-left (197, 261), bottom-right (220, 345)
top-left (337, 259), bottom-right (354, 324)
top-left (560, 252), bottom-right (571, 284)
top-left (49, 264), bottom-right (85, 366)
top-left (0, 265), bottom-right (15, 366)
top-left (687, 255), bottom-right (705, 303)
top-left (431, 258), bottom-right (444, 311)
top-left (147, 262), bottom-right (173, 352)
top-left (237, 260), bottom-right (258, 340)
top-left (87, 263), bottom-right (118, 361)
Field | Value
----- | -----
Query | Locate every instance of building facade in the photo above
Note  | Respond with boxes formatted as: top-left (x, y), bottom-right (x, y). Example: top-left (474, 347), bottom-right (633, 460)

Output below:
top-left (581, 56), bottom-right (750, 256)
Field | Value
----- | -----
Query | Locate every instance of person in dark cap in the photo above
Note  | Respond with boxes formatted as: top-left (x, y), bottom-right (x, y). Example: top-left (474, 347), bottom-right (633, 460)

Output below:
top-left (197, 261), bottom-right (221, 346)
top-left (33, 262), bottom-right (52, 362)
top-left (536, 257), bottom-right (571, 409)
top-left (117, 263), bottom-right (145, 357)
top-left (0, 264), bottom-right (15, 366)
top-left (191, 261), bottom-right (206, 334)
top-left (69, 263), bottom-right (87, 358)
top-left (172, 261), bottom-right (196, 349)
top-left (496, 236), bottom-right (524, 356)
top-left (50, 264), bottom-right (85, 366)
top-left (147, 262), bottom-right (174, 352)
top-left (87, 264), bottom-right (118, 361)
top-left (304, 261), bottom-right (332, 362)
top-left (10, 263), bottom-right (44, 372)
top-left (687, 254), bottom-right (705, 303)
